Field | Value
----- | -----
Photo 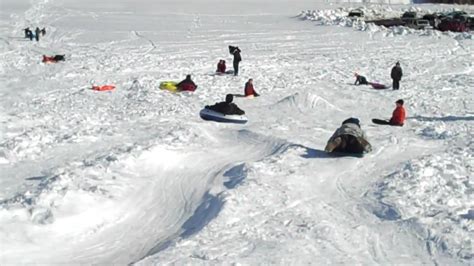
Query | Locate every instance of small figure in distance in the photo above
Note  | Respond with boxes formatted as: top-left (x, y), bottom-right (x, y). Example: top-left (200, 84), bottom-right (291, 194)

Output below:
top-left (42, 55), bottom-right (65, 63)
top-left (53, 55), bottom-right (65, 61)
top-left (35, 27), bottom-right (41, 41)
top-left (229, 45), bottom-right (242, 76)
top-left (216, 60), bottom-right (226, 73)
top-left (391, 62), bottom-right (403, 90)
top-left (24, 27), bottom-right (31, 38)
top-left (325, 118), bottom-right (372, 154)
top-left (244, 78), bottom-right (259, 97)
top-left (372, 99), bottom-right (406, 126)
top-left (177, 74), bottom-right (197, 91)
top-left (354, 73), bottom-right (369, 85)
top-left (205, 94), bottom-right (245, 115)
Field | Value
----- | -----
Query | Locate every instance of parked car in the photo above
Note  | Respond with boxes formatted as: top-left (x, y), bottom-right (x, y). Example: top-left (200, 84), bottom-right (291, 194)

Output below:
top-left (348, 9), bottom-right (364, 18)
top-left (414, 19), bottom-right (431, 30)
top-left (448, 11), bottom-right (468, 21)
top-left (365, 18), bottom-right (405, 28)
top-left (402, 11), bottom-right (417, 20)
top-left (404, 18), bottom-right (431, 30)
top-left (438, 19), bottom-right (468, 32)
top-left (467, 16), bottom-right (474, 30)
top-left (422, 13), bottom-right (442, 28)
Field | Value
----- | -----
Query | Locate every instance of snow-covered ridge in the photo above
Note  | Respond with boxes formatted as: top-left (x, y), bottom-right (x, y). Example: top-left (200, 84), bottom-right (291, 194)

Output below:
top-left (298, 6), bottom-right (473, 39)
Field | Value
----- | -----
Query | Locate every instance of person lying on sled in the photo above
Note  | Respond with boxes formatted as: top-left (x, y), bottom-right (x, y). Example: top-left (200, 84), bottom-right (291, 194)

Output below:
top-left (205, 94), bottom-right (245, 115)
top-left (325, 118), bottom-right (372, 154)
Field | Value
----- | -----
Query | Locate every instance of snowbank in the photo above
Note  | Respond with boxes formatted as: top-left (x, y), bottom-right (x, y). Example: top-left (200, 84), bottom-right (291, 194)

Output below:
top-left (370, 147), bottom-right (473, 260)
top-left (298, 6), bottom-right (473, 39)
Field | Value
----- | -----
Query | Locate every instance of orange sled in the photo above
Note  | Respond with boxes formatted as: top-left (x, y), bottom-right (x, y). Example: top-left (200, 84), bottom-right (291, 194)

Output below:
top-left (92, 85), bottom-right (115, 91)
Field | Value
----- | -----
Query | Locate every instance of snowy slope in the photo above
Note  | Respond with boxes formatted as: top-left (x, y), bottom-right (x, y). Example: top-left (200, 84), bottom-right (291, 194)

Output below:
top-left (0, 0), bottom-right (472, 265)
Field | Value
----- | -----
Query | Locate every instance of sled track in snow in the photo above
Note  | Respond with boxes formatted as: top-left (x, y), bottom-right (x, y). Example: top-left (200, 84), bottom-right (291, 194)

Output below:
top-left (0, 127), bottom-right (292, 264)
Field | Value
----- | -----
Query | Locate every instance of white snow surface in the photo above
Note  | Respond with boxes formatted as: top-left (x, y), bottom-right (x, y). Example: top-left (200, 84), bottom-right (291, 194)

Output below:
top-left (0, 0), bottom-right (473, 265)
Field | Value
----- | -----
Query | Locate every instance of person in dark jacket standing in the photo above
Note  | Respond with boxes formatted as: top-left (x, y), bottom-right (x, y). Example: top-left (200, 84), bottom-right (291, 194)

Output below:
top-left (391, 62), bottom-right (403, 90)
top-left (206, 94), bottom-right (245, 115)
top-left (229, 46), bottom-right (241, 76)
top-left (35, 27), bottom-right (41, 41)
top-left (24, 27), bottom-right (31, 39)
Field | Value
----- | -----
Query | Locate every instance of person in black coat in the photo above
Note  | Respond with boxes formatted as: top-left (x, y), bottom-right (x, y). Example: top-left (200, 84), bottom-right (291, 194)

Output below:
top-left (391, 62), bottom-right (403, 90)
top-left (53, 55), bottom-right (65, 61)
top-left (206, 94), bottom-right (245, 115)
top-left (229, 46), bottom-right (241, 76)
top-left (35, 27), bottom-right (41, 41)
top-left (24, 28), bottom-right (31, 38)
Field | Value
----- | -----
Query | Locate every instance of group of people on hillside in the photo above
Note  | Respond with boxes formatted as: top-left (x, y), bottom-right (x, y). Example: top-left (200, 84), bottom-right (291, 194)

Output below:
top-left (174, 45), bottom-right (259, 116)
top-left (176, 73), bottom-right (258, 116)
top-left (24, 27), bottom-right (46, 41)
top-left (32, 29), bottom-right (405, 156)
top-left (354, 62), bottom-right (403, 90)
top-left (182, 45), bottom-right (406, 156)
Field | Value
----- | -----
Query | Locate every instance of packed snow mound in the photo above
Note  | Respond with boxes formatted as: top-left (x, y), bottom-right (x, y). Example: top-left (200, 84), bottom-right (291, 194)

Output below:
top-left (298, 6), bottom-right (472, 39)
top-left (369, 146), bottom-right (474, 261)
top-left (271, 92), bottom-right (343, 113)
top-left (0, 127), bottom-right (291, 264)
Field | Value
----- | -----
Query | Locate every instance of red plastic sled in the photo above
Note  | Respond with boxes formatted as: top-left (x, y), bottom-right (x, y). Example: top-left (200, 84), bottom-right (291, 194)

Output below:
top-left (92, 85), bottom-right (115, 91)
top-left (369, 82), bottom-right (388, 90)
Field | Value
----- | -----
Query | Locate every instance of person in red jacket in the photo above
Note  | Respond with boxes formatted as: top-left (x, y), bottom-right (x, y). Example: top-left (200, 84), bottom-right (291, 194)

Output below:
top-left (177, 74), bottom-right (197, 92)
top-left (244, 79), bottom-right (259, 97)
top-left (216, 60), bottom-right (226, 73)
top-left (390, 99), bottom-right (406, 126)
top-left (372, 99), bottom-right (406, 126)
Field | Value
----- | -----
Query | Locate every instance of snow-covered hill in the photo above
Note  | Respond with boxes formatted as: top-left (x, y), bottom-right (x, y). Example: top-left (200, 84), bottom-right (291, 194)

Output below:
top-left (0, 0), bottom-right (472, 264)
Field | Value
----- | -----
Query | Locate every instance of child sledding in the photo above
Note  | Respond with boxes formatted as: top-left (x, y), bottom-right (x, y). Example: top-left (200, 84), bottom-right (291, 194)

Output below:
top-left (200, 94), bottom-right (247, 124)
top-left (354, 73), bottom-right (389, 90)
top-left (159, 75), bottom-right (198, 93)
top-left (325, 118), bottom-right (372, 156)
